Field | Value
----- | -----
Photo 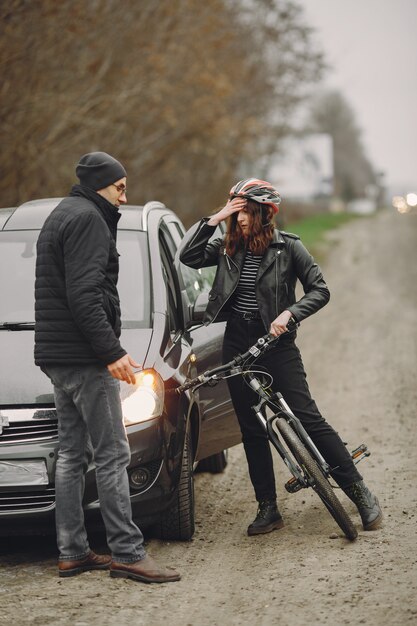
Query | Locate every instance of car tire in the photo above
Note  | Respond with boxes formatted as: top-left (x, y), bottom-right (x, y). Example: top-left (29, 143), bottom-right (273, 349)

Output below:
top-left (196, 450), bottom-right (228, 474)
top-left (158, 430), bottom-right (195, 541)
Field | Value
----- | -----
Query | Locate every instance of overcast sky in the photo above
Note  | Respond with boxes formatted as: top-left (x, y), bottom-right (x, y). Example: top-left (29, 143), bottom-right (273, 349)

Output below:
top-left (297, 0), bottom-right (417, 194)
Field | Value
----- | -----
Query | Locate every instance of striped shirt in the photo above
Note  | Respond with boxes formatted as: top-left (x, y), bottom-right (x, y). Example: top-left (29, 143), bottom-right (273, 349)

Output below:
top-left (231, 251), bottom-right (263, 313)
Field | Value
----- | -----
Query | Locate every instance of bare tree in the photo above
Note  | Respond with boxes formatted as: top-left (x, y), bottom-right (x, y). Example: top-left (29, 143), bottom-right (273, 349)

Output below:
top-left (307, 90), bottom-right (377, 201)
top-left (0, 0), bottom-right (324, 221)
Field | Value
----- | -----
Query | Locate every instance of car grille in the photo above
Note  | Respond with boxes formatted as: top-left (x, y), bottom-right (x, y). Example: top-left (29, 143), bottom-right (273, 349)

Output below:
top-left (0, 413), bottom-right (58, 444)
top-left (0, 487), bottom-right (55, 512)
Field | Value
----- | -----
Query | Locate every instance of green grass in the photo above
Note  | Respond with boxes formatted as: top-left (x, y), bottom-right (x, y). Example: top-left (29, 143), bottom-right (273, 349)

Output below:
top-left (282, 212), bottom-right (360, 255)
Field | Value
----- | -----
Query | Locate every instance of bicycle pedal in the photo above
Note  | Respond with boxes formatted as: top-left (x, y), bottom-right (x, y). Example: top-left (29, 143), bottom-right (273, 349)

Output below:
top-left (285, 477), bottom-right (303, 493)
top-left (351, 443), bottom-right (371, 464)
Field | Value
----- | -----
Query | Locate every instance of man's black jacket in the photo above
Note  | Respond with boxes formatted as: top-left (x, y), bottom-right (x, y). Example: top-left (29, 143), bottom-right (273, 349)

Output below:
top-left (34, 187), bottom-right (126, 366)
top-left (179, 218), bottom-right (330, 329)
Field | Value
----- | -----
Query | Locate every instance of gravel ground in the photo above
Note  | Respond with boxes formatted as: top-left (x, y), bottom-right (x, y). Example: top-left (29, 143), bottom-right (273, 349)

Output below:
top-left (1, 207), bottom-right (416, 626)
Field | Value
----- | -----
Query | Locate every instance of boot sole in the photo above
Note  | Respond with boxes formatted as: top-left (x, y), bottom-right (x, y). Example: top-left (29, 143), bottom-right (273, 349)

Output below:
top-left (363, 511), bottom-right (383, 531)
top-left (247, 519), bottom-right (284, 536)
top-left (110, 569), bottom-right (181, 583)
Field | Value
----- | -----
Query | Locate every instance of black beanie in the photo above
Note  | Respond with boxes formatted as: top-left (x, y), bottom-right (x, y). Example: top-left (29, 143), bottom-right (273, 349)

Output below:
top-left (76, 152), bottom-right (127, 191)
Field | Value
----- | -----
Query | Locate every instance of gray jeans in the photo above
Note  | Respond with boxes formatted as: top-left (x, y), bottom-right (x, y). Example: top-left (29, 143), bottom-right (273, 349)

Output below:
top-left (42, 363), bottom-right (146, 563)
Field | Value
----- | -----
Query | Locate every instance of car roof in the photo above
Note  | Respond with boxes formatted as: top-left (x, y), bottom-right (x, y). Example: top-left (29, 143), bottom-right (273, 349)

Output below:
top-left (0, 208), bottom-right (15, 230)
top-left (0, 199), bottom-right (63, 230)
top-left (0, 199), bottom-right (173, 232)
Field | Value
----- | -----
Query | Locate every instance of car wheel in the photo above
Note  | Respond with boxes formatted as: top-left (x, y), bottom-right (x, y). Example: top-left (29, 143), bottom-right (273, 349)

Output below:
top-left (196, 450), bottom-right (228, 474)
top-left (158, 430), bottom-right (195, 541)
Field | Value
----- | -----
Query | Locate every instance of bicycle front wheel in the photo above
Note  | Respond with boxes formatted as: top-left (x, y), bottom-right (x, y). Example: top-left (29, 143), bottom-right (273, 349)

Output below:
top-left (274, 417), bottom-right (358, 541)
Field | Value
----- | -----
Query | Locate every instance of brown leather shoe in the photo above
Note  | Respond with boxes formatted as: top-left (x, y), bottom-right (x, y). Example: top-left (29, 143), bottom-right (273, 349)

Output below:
top-left (58, 551), bottom-right (112, 578)
top-left (110, 554), bottom-right (181, 583)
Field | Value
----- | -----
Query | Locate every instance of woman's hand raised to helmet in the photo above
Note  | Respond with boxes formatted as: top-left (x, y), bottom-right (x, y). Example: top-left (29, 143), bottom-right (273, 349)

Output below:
top-left (207, 196), bottom-right (247, 226)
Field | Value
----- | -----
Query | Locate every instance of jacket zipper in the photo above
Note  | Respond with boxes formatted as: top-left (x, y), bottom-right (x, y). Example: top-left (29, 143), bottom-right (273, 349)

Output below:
top-left (275, 250), bottom-right (281, 315)
top-left (223, 248), bottom-right (232, 270)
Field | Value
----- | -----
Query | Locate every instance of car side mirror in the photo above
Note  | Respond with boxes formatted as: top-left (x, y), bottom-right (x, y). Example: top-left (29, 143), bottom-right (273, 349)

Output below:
top-left (187, 291), bottom-right (209, 327)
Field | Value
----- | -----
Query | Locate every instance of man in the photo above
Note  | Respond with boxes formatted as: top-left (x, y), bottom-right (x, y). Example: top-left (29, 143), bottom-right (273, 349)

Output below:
top-left (35, 152), bottom-right (180, 583)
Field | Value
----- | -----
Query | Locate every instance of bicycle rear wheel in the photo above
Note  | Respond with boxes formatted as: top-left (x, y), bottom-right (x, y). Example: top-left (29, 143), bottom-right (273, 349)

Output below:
top-left (274, 417), bottom-right (358, 541)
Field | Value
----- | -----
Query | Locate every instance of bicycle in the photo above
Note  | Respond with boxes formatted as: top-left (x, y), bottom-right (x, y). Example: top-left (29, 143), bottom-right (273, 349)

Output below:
top-left (172, 321), bottom-right (370, 541)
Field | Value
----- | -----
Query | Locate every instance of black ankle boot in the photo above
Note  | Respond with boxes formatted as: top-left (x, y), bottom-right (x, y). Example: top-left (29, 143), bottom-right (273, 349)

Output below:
top-left (343, 480), bottom-right (383, 530)
top-left (247, 500), bottom-right (284, 536)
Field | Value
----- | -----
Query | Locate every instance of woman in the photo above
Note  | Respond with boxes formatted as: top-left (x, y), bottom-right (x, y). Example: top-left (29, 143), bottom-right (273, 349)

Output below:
top-left (179, 178), bottom-right (382, 536)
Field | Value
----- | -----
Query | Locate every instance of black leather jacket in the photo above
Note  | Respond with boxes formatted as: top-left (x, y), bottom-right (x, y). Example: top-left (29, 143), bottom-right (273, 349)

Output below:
top-left (179, 218), bottom-right (330, 329)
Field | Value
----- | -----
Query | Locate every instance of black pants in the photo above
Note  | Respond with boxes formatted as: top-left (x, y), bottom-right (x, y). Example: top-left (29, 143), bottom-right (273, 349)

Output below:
top-left (223, 316), bottom-right (362, 502)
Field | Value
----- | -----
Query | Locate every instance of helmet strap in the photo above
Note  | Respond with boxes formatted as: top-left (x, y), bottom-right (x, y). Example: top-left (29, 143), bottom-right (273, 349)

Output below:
top-left (261, 205), bottom-right (269, 227)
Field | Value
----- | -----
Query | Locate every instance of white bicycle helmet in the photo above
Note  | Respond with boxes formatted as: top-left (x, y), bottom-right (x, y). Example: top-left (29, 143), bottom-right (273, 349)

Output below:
top-left (229, 178), bottom-right (281, 213)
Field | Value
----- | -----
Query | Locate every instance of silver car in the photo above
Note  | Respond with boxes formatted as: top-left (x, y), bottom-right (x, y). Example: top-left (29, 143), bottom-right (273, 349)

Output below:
top-left (0, 199), bottom-right (240, 539)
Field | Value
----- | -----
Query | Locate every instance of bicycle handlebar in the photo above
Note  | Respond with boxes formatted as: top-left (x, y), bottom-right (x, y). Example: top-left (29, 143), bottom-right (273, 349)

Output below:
top-left (171, 319), bottom-right (298, 395)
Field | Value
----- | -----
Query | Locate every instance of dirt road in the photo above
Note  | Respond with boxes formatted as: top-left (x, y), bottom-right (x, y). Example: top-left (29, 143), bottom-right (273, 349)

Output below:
top-left (1, 207), bottom-right (416, 626)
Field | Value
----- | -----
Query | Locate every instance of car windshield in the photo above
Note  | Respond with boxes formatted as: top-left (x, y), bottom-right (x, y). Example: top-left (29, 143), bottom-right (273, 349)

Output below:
top-left (0, 230), bottom-right (151, 328)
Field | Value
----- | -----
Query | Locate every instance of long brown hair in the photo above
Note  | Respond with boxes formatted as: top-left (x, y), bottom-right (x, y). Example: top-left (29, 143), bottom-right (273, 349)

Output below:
top-left (225, 199), bottom-right (275, 256)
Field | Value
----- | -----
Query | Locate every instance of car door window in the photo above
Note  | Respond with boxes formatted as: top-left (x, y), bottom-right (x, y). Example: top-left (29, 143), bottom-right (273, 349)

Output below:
top-left (179, 224), bottom-right (223, 306)
top-left (158, 229), bottom-right (180, 332)
top-left (166, 220), bottom-right (185, 244)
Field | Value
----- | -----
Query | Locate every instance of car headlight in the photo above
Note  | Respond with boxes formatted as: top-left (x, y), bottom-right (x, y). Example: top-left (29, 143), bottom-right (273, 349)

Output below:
top-left (121, 369), bottom-right (164, 426)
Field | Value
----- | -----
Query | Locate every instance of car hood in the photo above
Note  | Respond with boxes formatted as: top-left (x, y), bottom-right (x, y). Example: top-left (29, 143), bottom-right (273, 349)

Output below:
top-left (0, 328), bottom-right (153, 406)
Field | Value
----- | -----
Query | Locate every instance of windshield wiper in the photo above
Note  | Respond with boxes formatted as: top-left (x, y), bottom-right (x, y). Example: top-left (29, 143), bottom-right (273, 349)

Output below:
top-left (0, 322), bottom-right (35, 330)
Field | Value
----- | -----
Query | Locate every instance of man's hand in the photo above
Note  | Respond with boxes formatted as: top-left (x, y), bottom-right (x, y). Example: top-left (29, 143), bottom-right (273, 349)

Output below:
top-left (107, 354), bottom-right (141, 385)
top-left (207, 196), bottom-right (247, 226)
top-left (269, 310), bottom-right (293, 337)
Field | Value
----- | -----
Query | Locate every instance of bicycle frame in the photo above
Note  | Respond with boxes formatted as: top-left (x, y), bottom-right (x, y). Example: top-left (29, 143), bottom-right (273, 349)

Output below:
top-left (244, 372), bottom-right (331, 491)
top-left (172, 327), bottom-right (370, 491)
top-left (172, 328), bottom-right (368, 540)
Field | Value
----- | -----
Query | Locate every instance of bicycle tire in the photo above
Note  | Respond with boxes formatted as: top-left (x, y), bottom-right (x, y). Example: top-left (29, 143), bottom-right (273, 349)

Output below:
top-left (274, 417), bottom-right (358, 541)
